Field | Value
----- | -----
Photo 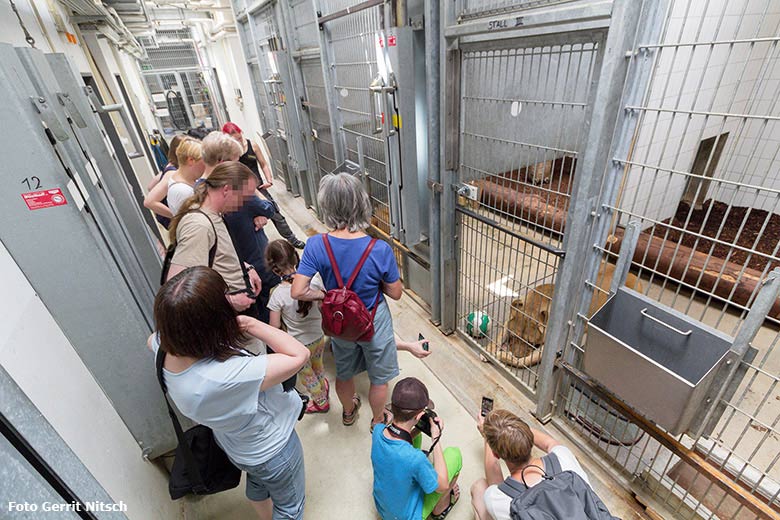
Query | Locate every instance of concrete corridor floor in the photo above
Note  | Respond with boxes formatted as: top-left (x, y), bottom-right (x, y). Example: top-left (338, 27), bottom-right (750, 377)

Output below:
top-left (181, 182), bottom-right (650, 520)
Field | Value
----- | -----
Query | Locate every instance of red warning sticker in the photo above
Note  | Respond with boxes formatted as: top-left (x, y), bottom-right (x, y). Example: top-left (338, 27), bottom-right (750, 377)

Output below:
top-left (21, 188), bottom-right (68, 211)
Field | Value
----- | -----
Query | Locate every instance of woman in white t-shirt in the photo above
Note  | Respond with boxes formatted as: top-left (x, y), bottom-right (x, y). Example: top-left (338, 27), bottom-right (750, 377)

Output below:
top-left (266, 239), bottom-right (330, 414)
top-left (149, 266), bottom-right (310, 519)
top-left (166, 139), bottom-right (205, 215)
top-left (471, 409), bottom-right (591, 520)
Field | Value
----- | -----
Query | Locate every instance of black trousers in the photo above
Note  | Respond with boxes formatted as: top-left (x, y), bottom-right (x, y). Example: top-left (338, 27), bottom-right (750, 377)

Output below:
top-left (259, 188), bottom-right (296, 242)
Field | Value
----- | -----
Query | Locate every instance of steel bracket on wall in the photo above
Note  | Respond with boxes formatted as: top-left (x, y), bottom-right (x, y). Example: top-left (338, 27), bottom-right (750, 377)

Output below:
top-left (30, 96), bottom-right (69, 141)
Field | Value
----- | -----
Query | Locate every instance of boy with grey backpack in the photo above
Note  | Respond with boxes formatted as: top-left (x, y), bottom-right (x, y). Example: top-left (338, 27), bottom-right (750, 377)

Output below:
top-left (470, 409), bottom-right (620, 520)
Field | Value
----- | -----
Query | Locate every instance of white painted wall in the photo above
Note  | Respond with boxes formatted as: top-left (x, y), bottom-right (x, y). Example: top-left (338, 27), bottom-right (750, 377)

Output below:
top-left (0, 0), bottom-right (90, 72)
top-left (0, 0), bottom-right (160, 186)
top-left (202, 31), bottom-right (264, 138)
top-left (621, 0), bottom-right (780, 225)
top-left (0, 244), bottom-right (181, 520)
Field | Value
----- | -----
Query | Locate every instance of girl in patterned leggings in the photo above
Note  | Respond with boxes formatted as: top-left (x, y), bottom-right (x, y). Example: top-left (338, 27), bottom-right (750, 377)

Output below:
top-left (266, 240), bottom-right (330, 413)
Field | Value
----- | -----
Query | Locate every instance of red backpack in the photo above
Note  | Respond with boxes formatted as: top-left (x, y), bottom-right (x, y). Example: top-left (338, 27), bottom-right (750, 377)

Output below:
top-left (320, 234), bottom-right (381, 342)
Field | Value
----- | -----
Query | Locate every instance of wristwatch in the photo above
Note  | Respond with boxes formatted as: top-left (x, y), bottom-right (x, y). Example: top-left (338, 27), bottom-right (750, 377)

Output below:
top-left (246, 264), bottom-right (255, 272)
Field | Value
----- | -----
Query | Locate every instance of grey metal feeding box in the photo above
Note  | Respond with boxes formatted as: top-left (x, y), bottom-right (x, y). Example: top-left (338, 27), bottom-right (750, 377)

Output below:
top-left (583, 287), bottom-right (734, 435)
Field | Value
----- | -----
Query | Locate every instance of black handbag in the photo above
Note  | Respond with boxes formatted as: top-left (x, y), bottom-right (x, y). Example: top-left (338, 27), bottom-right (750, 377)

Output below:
top-left (155, 349), bottom-right (242, 499)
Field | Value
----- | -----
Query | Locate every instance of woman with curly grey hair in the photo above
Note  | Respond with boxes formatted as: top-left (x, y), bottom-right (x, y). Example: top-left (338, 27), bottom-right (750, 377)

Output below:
top-left (291, 172), bottom-right (403, 432)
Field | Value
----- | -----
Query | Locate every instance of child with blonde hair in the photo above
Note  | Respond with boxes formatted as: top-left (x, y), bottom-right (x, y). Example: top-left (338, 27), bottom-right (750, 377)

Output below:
top-left (266, 239), bottom-right (330, 413)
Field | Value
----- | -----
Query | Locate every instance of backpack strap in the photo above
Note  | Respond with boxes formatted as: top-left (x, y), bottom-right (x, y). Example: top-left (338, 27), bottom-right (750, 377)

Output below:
top-left (160, 209), bottom-right (218, 286)
top-left (352, 238), bottom-right (381, 313)
top-left (346, 238), bottom-right (377, 290)
top-left (321, 234), bottom-right (345, 289)
top-left (498, 476), bottom-right (527, 498)
top-left (221, 218), bottom-right (253, 295)
top-left (500, 458), bottom-right (557, 496)
top-left (192, 210), bottom-right (218, 269)
top-left (541, 451), bottom-right (562, 476)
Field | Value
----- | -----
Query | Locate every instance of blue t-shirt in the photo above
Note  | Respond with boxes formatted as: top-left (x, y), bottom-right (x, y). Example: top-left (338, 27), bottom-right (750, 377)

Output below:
top-left (297, 234), bottom-right (399, 310)
top-left (371, 424), bottom-right (438, 520)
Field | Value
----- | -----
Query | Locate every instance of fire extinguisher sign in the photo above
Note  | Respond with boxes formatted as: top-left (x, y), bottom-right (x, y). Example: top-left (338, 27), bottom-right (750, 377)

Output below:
top-left (21, 188), bottom-right (68, 211)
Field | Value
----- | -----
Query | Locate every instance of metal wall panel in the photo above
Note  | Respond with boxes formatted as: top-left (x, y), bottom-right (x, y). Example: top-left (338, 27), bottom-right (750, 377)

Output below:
top-left (457, 0), bottom-right (579, 21)
top-left (0, 44), bottom-right (173, 458)
top-left (0, 368), bottom-right (125, 520)
top-left (300, 56), bottom-right (337, 184)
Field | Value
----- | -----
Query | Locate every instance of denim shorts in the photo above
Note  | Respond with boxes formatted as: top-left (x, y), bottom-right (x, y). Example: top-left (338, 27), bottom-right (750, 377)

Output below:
top-left (233, 430), bottom-right (306, 519)
top-left (330, 300), bottom-right (400, 385)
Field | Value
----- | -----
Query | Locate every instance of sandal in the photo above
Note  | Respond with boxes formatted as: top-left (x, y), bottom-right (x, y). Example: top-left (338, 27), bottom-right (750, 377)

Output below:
top-left (306, 399), bottom-right (330, 414)
top-left (342, 394), bottom-right (361, 426)
top-left (431, 484), bottom-right (460, 520)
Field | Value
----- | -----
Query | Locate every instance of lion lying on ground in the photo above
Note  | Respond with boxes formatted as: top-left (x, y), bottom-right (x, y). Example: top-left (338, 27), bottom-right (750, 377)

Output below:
top-left (494, 262), bottom-right (643, 369)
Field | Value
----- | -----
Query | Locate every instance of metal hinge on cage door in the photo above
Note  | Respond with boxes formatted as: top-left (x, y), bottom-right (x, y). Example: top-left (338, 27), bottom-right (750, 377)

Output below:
top-left (56, 92), bottom-right (87, 128)
top-left (30, 96), bottom-right (69, 141)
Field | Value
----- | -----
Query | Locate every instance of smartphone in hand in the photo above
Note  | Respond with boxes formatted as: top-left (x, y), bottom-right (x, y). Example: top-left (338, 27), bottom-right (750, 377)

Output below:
top-left (418, 333), bottom-right (429, 352)
top-left (481, 396), bottom-right (494, 417)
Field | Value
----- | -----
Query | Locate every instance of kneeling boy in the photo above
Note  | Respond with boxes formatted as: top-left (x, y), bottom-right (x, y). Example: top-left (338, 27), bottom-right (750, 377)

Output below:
top-left (371, 377), bottom-right (462, 520)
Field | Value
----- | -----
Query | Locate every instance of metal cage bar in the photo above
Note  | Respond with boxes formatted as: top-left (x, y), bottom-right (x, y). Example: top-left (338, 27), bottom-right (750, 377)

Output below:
top-left (553, 0), bottom-right (780, 517)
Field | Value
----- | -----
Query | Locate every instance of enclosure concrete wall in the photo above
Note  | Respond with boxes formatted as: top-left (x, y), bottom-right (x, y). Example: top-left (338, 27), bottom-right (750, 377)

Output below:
top-left (719, 6), bottom-right (780, 211)
top-left (459, 41), bottom-right (596, 184)
top-left (622, 0), bottom-right (780, 226)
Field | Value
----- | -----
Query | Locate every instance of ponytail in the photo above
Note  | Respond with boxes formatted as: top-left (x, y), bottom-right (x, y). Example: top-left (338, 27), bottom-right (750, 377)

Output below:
top-left (168, 181), bottom-right (208, 243)
top-left (265, 240), bottom-right (313, 318)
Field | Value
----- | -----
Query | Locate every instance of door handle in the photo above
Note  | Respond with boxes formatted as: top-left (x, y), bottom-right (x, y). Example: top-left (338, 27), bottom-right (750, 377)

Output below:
top-left (369, 73), bottom-right (384, 135)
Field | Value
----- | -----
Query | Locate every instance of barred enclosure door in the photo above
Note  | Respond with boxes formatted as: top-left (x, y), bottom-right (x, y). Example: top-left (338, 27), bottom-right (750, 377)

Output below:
top-left (138, 31), bottom-right (220, 135)
top-left (447, 4), bottom-right (608, 396)
top-left (289, 0), bottom-right (337, 195)
top-left (315, 0), bottom-right (394, 234)
top-left (240, 4), bottom-right (293, 188)
top-left (286, 0), bottom-right (336, 209)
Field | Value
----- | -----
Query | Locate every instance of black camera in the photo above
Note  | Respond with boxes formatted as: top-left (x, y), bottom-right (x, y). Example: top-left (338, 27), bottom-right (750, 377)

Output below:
top-left (415, 408), bottom-right (438, 437)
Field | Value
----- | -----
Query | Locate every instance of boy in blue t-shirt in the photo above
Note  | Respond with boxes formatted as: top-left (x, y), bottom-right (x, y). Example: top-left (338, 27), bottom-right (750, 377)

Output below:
top-left (371, 377), bottom-right (462, 520)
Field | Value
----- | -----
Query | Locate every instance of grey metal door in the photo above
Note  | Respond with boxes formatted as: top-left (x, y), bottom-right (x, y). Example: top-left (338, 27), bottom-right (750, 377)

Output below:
top-left (0, 44), bottom-right (173, 458)
top-left (248, 4), bottom-right (295, 190)
top-left (48, 55), bottom-right (161, 303)
top-left (298, 55), bottom-right (336, 190)
top-left (445, 3), bottom-right (609, 396)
